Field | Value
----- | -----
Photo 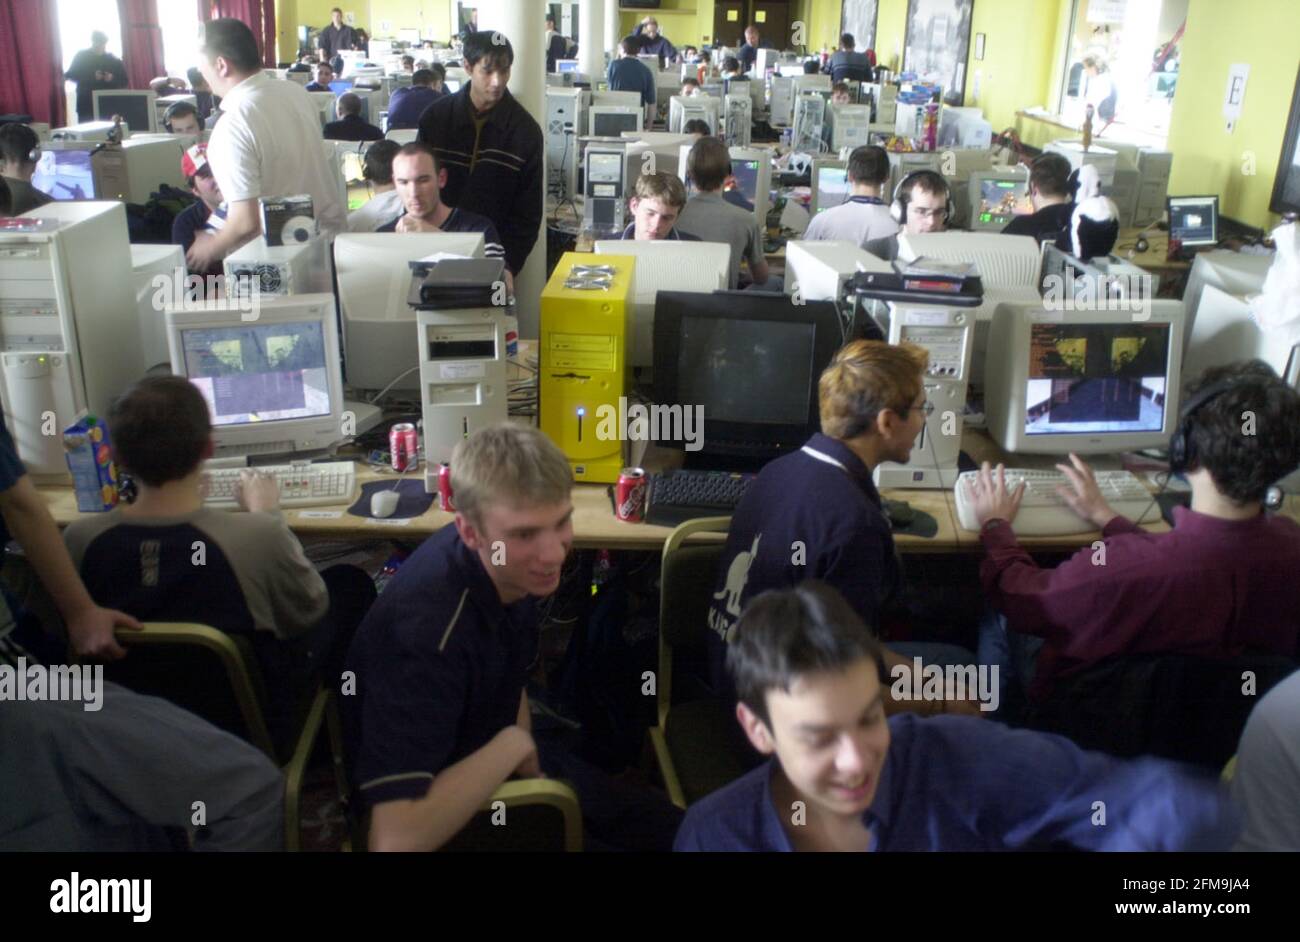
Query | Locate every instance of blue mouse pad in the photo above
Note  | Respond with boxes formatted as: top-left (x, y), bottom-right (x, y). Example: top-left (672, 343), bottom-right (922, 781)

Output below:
top-left (348, 479), bottom-right (436, 519)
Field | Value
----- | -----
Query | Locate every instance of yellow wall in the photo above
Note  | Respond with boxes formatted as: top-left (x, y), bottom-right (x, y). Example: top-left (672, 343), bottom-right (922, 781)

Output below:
top-left (274, 1), bottom-right (455, 62)
top-left (619, 0), bottom-right (717, 48)
top-left (1165, 0), bottom-right (1300, 228)
top-left (960, 0), bottom-right (1064, 135)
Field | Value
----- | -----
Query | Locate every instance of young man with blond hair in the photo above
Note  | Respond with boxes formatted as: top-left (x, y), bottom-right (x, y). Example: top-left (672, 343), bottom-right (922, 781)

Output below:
top-left (620, 171), bottom-right (700, 241)
top-left (706, 340), bottom-right (977, 713)
top-left (344, 424), bottom-right (680, 851)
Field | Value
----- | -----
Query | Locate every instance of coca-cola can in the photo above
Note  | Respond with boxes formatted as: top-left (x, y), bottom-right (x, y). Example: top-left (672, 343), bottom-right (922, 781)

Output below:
top-left (616, 468), bottom-right (647, 523)
top-left (390, 423), bottom-right (418, 472)
top-left (438, 462), bottom-right (455, 512)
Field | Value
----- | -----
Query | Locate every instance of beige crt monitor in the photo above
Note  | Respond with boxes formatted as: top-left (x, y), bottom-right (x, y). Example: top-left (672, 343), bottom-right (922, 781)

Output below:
top-left (593, 240), bottom-right (730, 368)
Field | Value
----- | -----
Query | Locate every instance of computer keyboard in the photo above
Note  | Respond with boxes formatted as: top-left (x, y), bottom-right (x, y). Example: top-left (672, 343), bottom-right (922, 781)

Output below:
top-left (203, 461), bottom-right (358, 510)
top-left (645, 469), bottom-right (756, 527)
top-left (954, 468), bottom-right (1160, 535)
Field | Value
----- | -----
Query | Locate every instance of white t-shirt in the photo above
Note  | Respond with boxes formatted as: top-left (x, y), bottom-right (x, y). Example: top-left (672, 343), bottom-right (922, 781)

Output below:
top-left (206, 71), bottom-right (347, 237)
top-left (803, 196), bottom-right (898, 248)
top-left (347, 189), bottom-right (404, 232)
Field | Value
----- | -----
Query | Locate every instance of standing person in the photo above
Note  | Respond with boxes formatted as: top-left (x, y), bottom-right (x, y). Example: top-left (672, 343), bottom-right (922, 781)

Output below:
top-left (607, 38), bottom-right (657, 127)
top-left (416, 31), bottom-right (542, 277)
top-left (1083, 56), bottom-right (1118, 126)
top-left (317, 7), bottom-right (358, 68)
top-left (545, 14), bottom-right (570, 73)
top-left (189, 18), bottom-right (347, 274)
top-left (826, 33), bottom-right (873, 83)
top-left (64, 31), bottom-right (127, 124)
top-left (738, 26), bottom-right (763, 73)
top-left (0, 124), bottom-right (53, 215)
top-left (630, 17), bottom-right (677, 64)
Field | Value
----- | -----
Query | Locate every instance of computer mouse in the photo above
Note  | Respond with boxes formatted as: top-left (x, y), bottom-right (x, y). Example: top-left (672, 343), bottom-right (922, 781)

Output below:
top-left (1134, 236), bottom-right (1149, 253)
top-left (371, 490), bottom-right (400, 519)
top-left (883, 499), bottom-right (916, 529)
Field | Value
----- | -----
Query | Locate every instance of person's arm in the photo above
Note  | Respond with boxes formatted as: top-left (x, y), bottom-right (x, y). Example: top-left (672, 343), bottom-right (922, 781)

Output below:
top-left (746, 222), bottom-right (770, 283)
top-left (501, 128), bottom-right (544, 275)
top-left (185, 198), bottom-right (260, 273)
top-left (368, 725), bottom-right (538, 851)
top-left (1, 476), bottom-right (141, 659)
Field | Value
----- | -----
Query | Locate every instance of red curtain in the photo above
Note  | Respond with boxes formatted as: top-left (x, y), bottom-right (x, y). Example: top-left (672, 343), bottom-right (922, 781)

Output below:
top-left (210, 0), bottom-right (277, 68)
top-left (0, 0), bottom-right (66, 126)
top-left (118, 0), bottom-right (166, 88)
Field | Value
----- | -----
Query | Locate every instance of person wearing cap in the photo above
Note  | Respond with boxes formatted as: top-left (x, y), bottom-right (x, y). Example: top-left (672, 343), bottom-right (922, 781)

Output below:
top-left (171, 144), bottom-right (228, 282)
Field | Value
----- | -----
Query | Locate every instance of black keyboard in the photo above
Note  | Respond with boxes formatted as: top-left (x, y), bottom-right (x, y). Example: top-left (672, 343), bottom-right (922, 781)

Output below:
top-left (645, 469), bottom-right (756, 527)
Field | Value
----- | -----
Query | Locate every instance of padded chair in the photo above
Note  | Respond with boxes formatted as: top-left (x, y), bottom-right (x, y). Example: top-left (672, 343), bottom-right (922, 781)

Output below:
top-left (104, 623), bottom-right (328, 851)
top-left (647, 516), bottom-right (760, 809)
top-left (1024, 652), bottom-right (1300, 768)
top-left (328, 689), bottom-right (583, 853)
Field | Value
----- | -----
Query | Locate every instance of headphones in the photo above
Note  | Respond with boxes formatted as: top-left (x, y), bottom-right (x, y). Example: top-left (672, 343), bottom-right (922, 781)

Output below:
top-left (163, 101), bottom-right (199, 133)
top-left (0, 125), bottom-right (40, 164)
top-left (1168, 378), bottom-right (1250, 475)
top-left (890, 169), bottom-right (952, 225)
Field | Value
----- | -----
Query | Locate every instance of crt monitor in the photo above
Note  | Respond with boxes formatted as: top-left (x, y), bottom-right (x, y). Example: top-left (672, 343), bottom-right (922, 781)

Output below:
top-left (984, 301), bottom-right (1186, 455)
top-left (164, 293), bottom-right (345, 458)
top-left (93, 90), bottom-right (157, 133)
top-left (969, 171), bottom-right (1033, 231)
top-left (810, 158), bottom-right (849, 216)
top-left (652, 291), bottom-right (844, 462)
top-left (1167, 195), bottom-right (1219, 248)
top-left (590, 107), bottom-right (641, 137)
top-left (726, 148), bottom-right (771, 224)
top-left (557, 59), bottom-right (580, 74)
top-left (328, 79), bottom-right (355, 97)
top-left (32, 146), bottom-right (97, 200)
top-left (333, 232), bottom-right (487, 393)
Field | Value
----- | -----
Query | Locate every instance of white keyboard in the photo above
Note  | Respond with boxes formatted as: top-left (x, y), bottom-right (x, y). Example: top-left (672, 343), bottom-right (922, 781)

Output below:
top-left (203, 461), bottom-right (358, 510)
top-left (954, 468), bottom-right (1160, 535)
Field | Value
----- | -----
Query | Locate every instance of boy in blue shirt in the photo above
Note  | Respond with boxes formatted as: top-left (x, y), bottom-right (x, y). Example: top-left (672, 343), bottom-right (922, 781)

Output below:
top-left (676, 582), bottom-right (1239, 852)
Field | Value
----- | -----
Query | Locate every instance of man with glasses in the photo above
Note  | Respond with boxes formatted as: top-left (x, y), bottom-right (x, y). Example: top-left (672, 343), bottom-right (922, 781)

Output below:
top-left (865, 170), bottom-right (951, 262)
top-left (704, 340), bottom-right (979, 715)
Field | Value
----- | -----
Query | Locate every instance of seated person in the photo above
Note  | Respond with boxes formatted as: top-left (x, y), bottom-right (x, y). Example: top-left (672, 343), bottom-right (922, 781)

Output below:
top-left (1002, 152), bottom-right (1074, 246)
top-left (864, 170), bottom-right (949, 262)
top-left (187, 67), bottom-right (217, 122)
top-left (607, 37), bottom-right (656, 126)
top-left (164, 100), bottom-right (203, 136)
top-left (826, 33), bottom-right (873, 83)
top-left (681, 77), bottom-right (701, 97)
top-left (343, 425), bottom-right (682, 851)
top-left (286, 54), bottom-right (315, 74)
top-left (619, 171), bottom-right (700, 241)
top-left (304, 61), bottom-right (335, 92)
top-left (830, 81), bottom-right (852, 106)
top-left (682, 118), bottom-right (711, 139)
top-left (1231, 669), bottom-right (1300, 851)
top-left (720, 56), bottom-right (747, 81)
top-left (675, 583), bottom-right (1239, 851)
top-left (377, 142), bottom-right (507, 263)
top-left (802, 58), bottom-right (822, 75)
top-left (967, 360), bottom-right (1300, 709)
top-left (706, 341), bottom-right (977, 712)
top-left (803, 144), bottom-right (897, 247)
top-left (346, 139), bottom-right (403, 232)
top-left (386, 68), bottom-right (444, 130)
top-left (150, 75), bottom-right (189, 98)
top-left (324, 92), bottom-right (384, 141)
top-left (170, 144), bottom-right (228, 281)
top-left (0, 123), bottom-right (52, 215)
top-left (400, 55), bottom-right (415, 72)
top-left (61, 376), bottom-right (359, 740)
top-left (1, 681), bottom-right (283, 851)
top-left (676, 136), bottom-right (768, 289)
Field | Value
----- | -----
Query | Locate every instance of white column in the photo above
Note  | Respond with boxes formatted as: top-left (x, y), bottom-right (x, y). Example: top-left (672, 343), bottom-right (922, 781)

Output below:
top-left (604, 0), bottom-right (620, 60)
top-left (579, 0), bottom-right (605, 82)
top-left (480, 0), bottom-right (546, 339)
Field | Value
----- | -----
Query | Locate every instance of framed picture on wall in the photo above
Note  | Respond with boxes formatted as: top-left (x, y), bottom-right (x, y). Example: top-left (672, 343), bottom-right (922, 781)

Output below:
top-left (840, 0), bottom-right (879, 57)
top-left (903, 0), bottom-right (975, 105)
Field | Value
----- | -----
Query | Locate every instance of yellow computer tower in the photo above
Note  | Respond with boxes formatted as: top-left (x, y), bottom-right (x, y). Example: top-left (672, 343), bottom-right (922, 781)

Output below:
top-left (539, 253), bottom-right (634, 484)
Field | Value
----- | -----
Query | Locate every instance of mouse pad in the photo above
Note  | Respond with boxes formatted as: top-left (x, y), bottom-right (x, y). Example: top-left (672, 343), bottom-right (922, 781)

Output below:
top-left (348, 479), bottom-right (436, 519)
top-left (889, 507), bottom-right (939, 539)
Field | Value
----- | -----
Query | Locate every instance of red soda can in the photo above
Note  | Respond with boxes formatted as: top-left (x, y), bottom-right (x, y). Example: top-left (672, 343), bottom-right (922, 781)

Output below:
top-left (438, 462), bottom-right (455, 512)
top-left (616, 468), bottom-right (647, 523)
top-left (390, 423), bottom-right (418, 472)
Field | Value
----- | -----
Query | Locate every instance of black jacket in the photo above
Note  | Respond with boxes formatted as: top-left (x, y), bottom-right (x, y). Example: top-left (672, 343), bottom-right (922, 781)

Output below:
top-left (324, 114), bottom-right (384, 142)
top-left (417, 86), bottom-right (543, 275)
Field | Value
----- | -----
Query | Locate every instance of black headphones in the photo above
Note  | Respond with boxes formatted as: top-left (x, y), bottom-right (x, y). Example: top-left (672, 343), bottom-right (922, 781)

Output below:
top-left (0, 125), bottom-right (40, 164)
top-left (890, 169), bottom-right (952, 225)
top-left (1168, 378), bottom-right (1249, 475)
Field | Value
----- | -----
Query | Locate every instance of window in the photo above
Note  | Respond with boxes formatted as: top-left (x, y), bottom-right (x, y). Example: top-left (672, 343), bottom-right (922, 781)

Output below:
top-left (1058, 0), bottom-right (1187, 146)
top-left (159, 2), bottom-right (203, 80)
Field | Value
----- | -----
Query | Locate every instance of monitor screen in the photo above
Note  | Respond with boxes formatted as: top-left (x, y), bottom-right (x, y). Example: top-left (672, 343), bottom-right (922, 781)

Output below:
top-left (444, 79), bottom-right (462, 93)
top-left (815, 165), bottom-right (849, 214)
top-left (179, 321), bottom-right (332, 427)
top-left (32, 149), bottom-right (96, 200)
top-left (593, 111), bottom-right (638, 137)
top-left (1023, 322), bottom-right (1171, 436)
top-left (557, 59), bottom-right (580, 74)
top-left (976, 177), bottom-right (1032, 227)
top-left (1168, 196), bottom-right (1218, 246)
top-left (725, 158), bottom-right (760, 212)
top-left (95, 93), bottom-right (152, 132)
top-left (676, 316), bottom-right (816, 426)
top-left (328, 80), bottom-right (355, 96)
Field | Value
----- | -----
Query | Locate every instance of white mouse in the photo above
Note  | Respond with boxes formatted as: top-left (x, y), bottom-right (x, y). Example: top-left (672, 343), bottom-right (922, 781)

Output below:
top-left (371, 490), bottom-right (400, 519)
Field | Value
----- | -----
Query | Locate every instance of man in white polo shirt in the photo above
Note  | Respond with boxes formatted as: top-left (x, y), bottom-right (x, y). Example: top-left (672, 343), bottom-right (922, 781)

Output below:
top-left (187, 18), bottom-right (346, 274)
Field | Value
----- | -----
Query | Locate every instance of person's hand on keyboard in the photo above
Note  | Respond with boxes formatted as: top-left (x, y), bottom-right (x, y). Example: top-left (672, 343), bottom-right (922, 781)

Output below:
top-left (964, 462), bottom-right (1027, 528)
top-left (1054, 453), bottom-right (1118, 530)
top-left (235, 469), bottom-right (280, 514)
